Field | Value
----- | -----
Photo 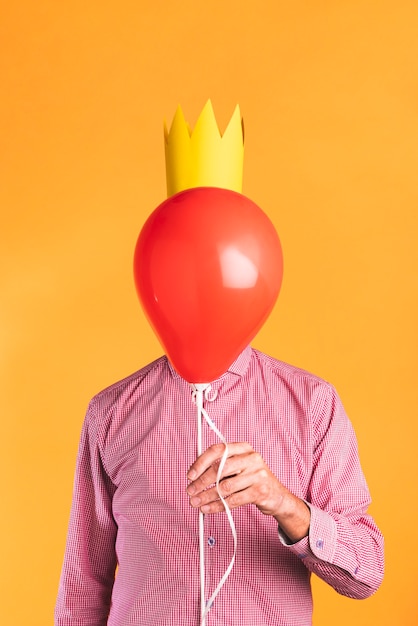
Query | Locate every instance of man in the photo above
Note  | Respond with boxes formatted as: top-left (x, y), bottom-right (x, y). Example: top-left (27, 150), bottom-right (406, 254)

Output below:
top-left (55, 102), bottom-right (384, 624)
top-left (55, 345), bottom-right (384, 625)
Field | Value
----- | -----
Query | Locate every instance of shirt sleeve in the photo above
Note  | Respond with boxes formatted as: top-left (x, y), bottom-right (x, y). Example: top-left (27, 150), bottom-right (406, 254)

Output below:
top-left (279, 382), bottom-right (384, 599)
top-left (55, 399), bottom-right (118, 626)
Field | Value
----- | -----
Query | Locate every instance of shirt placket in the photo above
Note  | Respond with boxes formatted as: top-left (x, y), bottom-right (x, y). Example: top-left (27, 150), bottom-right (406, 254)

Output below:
top-left (202, 391), bottom-right (225, 622)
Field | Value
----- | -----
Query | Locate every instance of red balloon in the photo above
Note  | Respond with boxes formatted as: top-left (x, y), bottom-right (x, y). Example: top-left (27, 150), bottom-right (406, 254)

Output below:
top-left (134, 187), bottom-right (283, 383)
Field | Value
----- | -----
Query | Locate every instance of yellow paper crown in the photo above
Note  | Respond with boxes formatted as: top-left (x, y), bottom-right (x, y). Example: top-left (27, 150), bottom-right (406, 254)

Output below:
top-left (164, 100), bottom-right (244, 197)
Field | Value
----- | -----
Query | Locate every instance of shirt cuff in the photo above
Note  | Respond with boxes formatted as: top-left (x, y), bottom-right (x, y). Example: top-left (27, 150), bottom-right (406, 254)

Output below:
top-left (278, 503), bottom-right (337, 563)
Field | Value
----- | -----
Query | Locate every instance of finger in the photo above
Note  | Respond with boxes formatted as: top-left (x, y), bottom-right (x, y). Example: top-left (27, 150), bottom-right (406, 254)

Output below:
top-left (189, 470), bottom-right (255, 508)
top-left (189, 484), bottom-right (221, 508)
top-left (187, 442), bottom-right (253, 481)
top-left (187, 451), bottom-right (254, 497)
top-left (200, 485), bottom-right (259, 514)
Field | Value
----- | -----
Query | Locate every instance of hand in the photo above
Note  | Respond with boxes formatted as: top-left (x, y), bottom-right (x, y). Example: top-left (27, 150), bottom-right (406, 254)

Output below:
top-left (187, 442), bottom-right (310, 542)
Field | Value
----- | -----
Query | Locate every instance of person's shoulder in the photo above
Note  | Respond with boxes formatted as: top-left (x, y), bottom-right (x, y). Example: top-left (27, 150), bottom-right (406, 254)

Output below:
top-left (88, 354), bottom-right (170, 410)
top-left (251, 348), bottom-right (331, 387)
top-left (251, 349), bottom-right (339, 422)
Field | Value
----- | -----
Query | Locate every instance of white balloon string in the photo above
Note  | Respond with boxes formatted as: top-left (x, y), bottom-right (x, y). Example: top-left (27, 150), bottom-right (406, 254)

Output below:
top-left (191, 383), bottom-right (237, 625)
top-left (193, 384), bottom-right (206, 626)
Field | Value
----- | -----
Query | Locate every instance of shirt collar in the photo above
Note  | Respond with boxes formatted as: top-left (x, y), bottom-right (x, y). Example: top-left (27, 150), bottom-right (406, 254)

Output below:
top-left (167, 345), bottom-right (252, 382)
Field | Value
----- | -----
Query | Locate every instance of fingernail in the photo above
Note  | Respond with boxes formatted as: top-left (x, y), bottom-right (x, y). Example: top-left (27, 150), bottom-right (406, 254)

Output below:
top-left (191, 496), bottom-right (201, 506)
top-left (188, 469), bottom-right (197, 480)
top-left (187, 484), bottom-right (196, 495)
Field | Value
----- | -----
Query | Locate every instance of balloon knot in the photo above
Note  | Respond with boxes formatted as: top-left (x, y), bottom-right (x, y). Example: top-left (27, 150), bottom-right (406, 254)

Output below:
top-left (191, 383), bottom-right (218, 404)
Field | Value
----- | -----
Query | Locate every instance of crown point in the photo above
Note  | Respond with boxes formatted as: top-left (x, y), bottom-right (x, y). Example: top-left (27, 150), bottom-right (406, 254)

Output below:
top-left (164, 102), bottom-right (244, 197)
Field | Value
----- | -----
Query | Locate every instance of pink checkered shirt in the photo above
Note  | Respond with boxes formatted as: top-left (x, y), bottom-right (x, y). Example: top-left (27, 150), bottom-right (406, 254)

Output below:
top-left (55, 347), bottom-right (384, 626)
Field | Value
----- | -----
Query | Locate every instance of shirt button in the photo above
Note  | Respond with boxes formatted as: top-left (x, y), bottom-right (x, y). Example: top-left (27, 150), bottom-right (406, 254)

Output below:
top-left (208, 537), bottom-right (216, 548)
top-left (316, 539), bottom-right (324, 549)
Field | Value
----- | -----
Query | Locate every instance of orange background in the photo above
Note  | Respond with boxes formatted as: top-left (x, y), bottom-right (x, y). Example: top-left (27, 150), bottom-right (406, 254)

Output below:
top-left (1, 2), bottom-right (417, 624)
